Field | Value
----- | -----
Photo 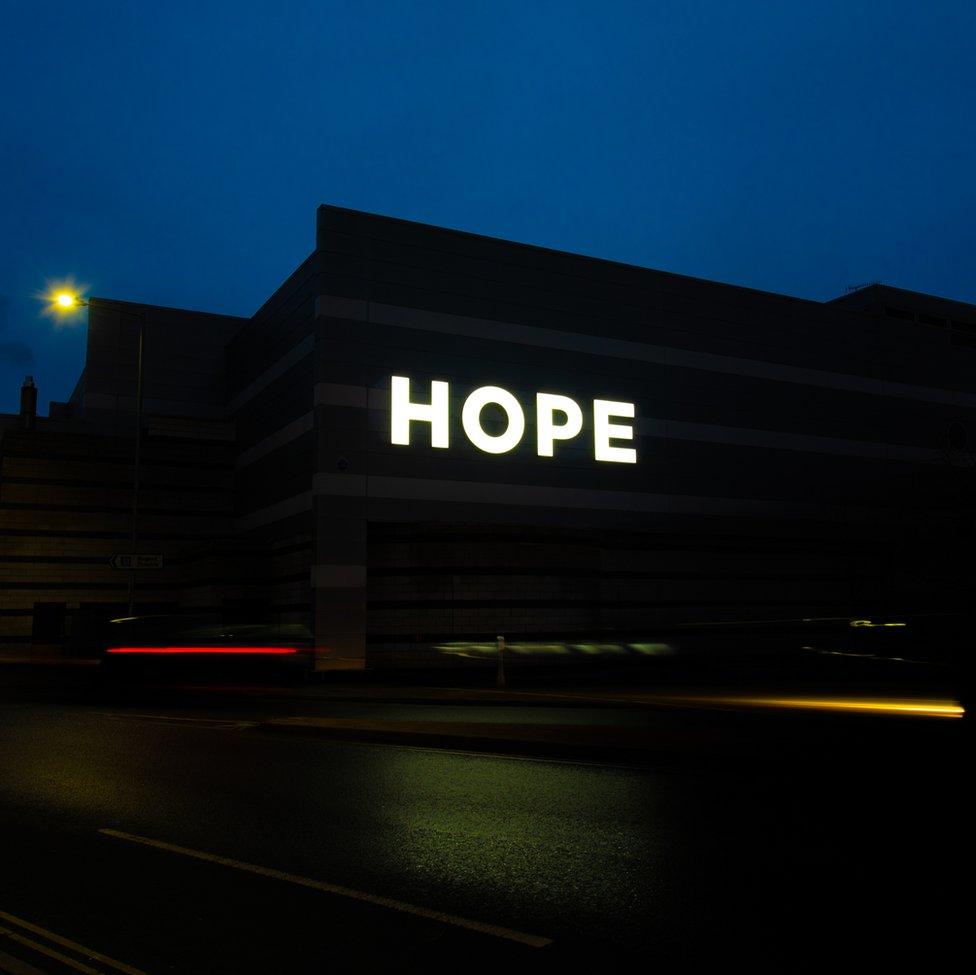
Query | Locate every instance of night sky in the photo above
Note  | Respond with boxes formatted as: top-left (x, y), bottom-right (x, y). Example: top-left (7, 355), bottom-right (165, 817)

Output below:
top-left (2, 0), bottom-right (974, 415)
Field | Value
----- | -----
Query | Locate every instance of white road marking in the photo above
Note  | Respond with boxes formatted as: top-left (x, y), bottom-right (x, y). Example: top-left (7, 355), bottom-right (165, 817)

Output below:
top-left (0, 944), bottom-right (47, 975)
top-left (99, 828), bottom-right (553, 949)
top-left (94, 712), bottom-right (256, 730)
top-left (0, 911), bottom-right (147, 975)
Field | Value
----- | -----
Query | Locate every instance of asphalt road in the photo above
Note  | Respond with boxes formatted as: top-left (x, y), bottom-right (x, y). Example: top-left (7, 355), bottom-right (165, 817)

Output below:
top-left (0, 678), bottom-right (969, 971)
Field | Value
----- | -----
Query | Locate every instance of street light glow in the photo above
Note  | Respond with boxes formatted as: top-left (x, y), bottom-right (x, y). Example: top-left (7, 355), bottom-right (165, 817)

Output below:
top-left (40, 280), bottom-right (89, 319)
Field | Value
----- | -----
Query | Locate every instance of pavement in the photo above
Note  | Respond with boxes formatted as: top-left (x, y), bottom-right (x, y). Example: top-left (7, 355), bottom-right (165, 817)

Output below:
top-left (257, 695), bottom-right (965, 769)
top-left (0, 652), bottom-right (964, 765)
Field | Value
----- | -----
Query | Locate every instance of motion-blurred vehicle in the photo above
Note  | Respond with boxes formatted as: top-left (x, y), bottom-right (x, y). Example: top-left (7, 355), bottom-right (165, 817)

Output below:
top-left (100, 615), bottom-right (313, 680)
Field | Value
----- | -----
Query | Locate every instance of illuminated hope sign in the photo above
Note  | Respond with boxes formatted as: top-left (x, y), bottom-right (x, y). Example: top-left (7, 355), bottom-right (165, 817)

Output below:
top-left (390, 376), bottom-right (637, 464)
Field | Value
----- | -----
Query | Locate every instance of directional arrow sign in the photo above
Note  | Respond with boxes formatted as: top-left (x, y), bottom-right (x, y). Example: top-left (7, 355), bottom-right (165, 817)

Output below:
top-left (109, 554), bottom-right (164, 569)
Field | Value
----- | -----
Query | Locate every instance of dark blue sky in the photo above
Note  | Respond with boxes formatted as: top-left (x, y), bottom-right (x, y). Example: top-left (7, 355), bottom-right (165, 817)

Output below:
top-left (2, 0), bottom-right (974, 414)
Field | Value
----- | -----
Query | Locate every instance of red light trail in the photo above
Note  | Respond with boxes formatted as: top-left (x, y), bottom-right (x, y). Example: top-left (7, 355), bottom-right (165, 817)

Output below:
top-left (105, 646), bottom-right (298, 655)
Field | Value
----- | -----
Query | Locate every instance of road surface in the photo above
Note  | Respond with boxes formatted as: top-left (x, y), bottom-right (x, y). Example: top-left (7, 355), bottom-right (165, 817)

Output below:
top-left (0, 674), bottom-right (968, 970)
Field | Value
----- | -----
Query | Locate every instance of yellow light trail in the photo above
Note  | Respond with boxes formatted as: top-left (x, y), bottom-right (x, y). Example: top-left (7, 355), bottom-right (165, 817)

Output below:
top-left (666, 694), bottom-right (964, 718)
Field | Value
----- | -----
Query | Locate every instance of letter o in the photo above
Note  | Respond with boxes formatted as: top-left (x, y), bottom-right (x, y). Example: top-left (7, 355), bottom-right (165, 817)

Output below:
top-left (461, 386), bottom-right (525, 454)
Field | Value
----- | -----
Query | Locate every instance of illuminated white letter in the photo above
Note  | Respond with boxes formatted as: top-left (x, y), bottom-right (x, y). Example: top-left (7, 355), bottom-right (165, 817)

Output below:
top-left (536, 393), bottom-right (583, 457)
top-left (390, 376), bottom-right (449, 448)
top-left (593, 399), bottom-right (637, 463)
top-left (461, 386), bottom-right (525, 454)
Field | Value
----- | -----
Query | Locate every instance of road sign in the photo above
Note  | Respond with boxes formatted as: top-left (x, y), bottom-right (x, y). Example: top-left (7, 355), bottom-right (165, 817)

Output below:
top-left (109, 554), bottom-right (163, 570)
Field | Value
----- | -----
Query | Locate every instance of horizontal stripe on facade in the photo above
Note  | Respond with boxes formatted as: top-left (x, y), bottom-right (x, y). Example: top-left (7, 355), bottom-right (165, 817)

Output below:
top-left (0, 558), bottom-right (307, 577)
top-left (0, 547), bottom-right (312, 569)
top-left (367, 597), bottom-right (848, 610)
top-left (227, 334), bottom-right (315, 413)
top-left (0, 572), bottom-right (309, 595)
top-left (0, 503), bottom-right (230, 517)
top-left (367, 566), bottom-right (835, 580)
top-left (0, 602), bottom-right (313, 616)
top-left (313, 473), bottom-right (866, 522)
top-left (234, 358), bottom-right (315, 450)
top-left (2, 477), bottom-right (232, 494)
top-left (366, 528), bottom-right (874, 551)
top-left (0, 529), bottom-right (233, 541)
top-left (0, 555), bottom-right (124, 565)
top-left (1, 450), bottom-right (232, 471)
top-left (83, 393), bottom-right (227, 420)
top-left (317, 296), bottom-right (976, 409)
top-left (1, 581), bottom-right (132, 591)
top-left (236, 412), bottom-right (314, 468)
top-left (163, 541), bottom-right (310, 563)
top-left (236, 492), bottom-right (313, 532)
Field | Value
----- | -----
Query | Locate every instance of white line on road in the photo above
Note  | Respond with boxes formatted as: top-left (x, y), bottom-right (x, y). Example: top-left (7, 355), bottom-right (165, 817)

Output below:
top-left (0, 911), bottom-right (147, 975)
top-left (93, 712), bottom-right (257, 730)
top-left (0, 927), bottom-right (103, 975)
top-left (98, 828), bottom-right (554, 949)
top-left (0, 944), bottom-right (47, 975)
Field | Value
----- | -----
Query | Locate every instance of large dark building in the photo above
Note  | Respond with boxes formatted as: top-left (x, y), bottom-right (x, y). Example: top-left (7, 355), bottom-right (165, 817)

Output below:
top-left (3, 205), bottom-right (975, 667)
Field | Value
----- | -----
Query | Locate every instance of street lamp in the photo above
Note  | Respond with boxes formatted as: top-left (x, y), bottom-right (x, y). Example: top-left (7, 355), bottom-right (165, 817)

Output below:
top-left (50, 291), bottom-right (145, 615)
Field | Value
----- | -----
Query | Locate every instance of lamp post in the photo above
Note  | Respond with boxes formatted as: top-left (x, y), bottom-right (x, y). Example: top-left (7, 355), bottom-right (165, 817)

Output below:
top-left (52, 292), bottom-right (145, 615)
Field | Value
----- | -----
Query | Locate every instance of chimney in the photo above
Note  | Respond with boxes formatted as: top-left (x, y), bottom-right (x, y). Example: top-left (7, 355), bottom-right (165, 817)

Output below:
top-left (20, 375), bottom-right (37, 430)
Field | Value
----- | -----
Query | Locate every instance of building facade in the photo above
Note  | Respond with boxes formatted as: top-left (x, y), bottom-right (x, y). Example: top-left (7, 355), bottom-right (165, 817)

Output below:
top-left (2, 205), bottom-right (975, 667)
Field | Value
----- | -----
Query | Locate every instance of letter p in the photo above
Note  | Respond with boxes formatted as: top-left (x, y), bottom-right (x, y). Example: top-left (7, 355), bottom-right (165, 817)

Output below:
top-left (536, 393), bottom-right (584, 457)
